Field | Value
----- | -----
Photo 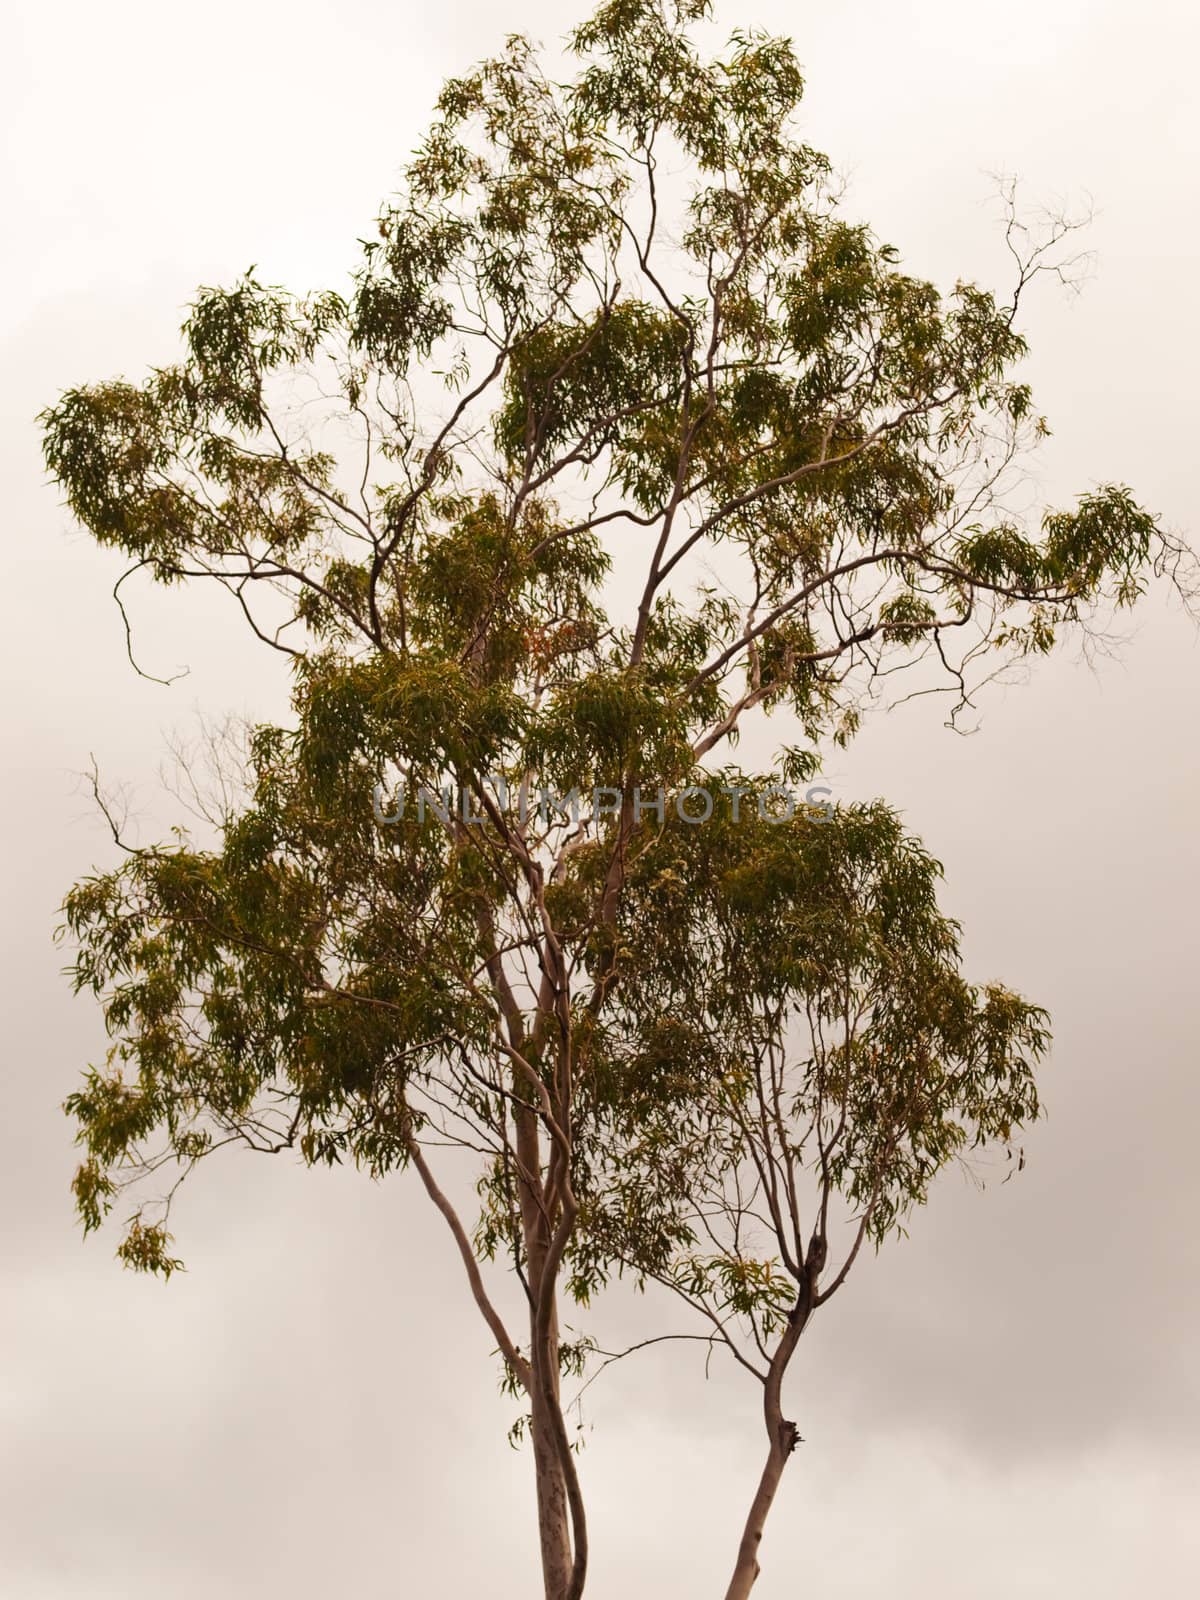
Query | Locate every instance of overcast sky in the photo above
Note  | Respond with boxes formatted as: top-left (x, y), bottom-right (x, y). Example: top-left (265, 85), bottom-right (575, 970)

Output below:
top-left (3, 2), bottom-right (1198, 1595)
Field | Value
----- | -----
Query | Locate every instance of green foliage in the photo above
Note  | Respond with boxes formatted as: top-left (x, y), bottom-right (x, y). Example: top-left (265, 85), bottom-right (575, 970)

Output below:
top-left (573, 792), bottom-right (1048, 1335)
top-left (116, 1218), bottom-right (185, 1279)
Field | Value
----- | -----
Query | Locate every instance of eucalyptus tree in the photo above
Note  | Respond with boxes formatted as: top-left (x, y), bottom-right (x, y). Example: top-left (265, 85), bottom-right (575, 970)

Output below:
top-left (42, 2), bottom-right (1182, 1595)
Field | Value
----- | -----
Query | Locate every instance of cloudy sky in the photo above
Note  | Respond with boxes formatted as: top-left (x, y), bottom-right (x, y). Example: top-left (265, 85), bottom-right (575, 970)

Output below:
top-left (3, 1), bottom-right (1197, 1594)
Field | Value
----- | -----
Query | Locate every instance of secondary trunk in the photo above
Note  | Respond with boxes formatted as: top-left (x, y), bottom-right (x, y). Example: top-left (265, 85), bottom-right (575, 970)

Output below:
top-left (722, 1418), bottom-right (799, 1600)
top-left (723, 1292), bottom-right (811, 1600)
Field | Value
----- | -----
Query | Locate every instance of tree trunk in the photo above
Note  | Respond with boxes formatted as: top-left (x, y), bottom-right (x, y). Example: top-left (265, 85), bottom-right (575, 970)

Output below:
top-left (723, 1294), bottom-right (811, 1600)
top-left (530, 1363), bottom-right (574, 1600)
top-left (530, 1280), bottom-right (572, 1600)
top-left (722, 1419), bottom-right (799, 1600)
top-left (515, 1099), bottom-right (580, 1600)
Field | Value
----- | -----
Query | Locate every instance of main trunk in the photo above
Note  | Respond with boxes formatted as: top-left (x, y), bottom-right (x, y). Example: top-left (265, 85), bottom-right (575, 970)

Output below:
top-left (516, 1101), bottom-right (578, 1600)
top-left (530, 1356), bottom-right (574, 1600)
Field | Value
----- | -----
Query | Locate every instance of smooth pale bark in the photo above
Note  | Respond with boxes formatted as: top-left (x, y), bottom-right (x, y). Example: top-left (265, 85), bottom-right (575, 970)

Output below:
top-left (723, 1418), bottom-right (800, 1600)
top-left (526, 1183), bottom-right (588, 1600)
top-left (407, 1091), bottom-right (581, 1600)
top-left (516, 1095), bottom-right (586, 1600)
top-left (530, 1368), bottom-right (574, 1600)
top-left (723, 1295), bottom-right (812, 1600)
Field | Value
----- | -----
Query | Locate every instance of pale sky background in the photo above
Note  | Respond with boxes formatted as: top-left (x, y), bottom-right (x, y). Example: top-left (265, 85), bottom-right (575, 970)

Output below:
top-left (3, 2), bottom-right (1198, 1595)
